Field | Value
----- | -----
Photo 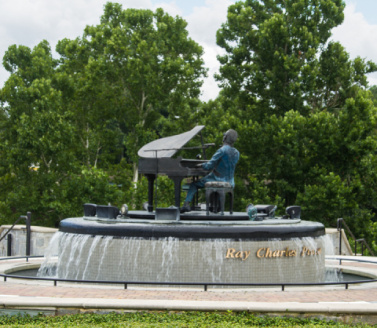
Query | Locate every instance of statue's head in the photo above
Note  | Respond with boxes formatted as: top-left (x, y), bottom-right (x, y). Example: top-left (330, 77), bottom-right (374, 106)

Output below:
top-left (223, 129), bottom-right (238, 146)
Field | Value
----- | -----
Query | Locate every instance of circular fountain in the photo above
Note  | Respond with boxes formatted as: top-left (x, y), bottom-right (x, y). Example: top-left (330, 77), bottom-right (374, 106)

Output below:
top-left (38, 126), bottom-right (327, 284)
top-left (38, 206), bottom-right (326, 284)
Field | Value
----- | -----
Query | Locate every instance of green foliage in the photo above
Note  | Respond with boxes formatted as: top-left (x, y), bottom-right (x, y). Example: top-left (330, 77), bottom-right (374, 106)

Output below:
top-left (370, 85), bottom-right (377, 106)
top-left (56, 3), bottom-right (206, 171)
top-left (228, 90), bottom-right (377, 238)
top-left (0, 3), bottom-right (206, 226)
top-left (216, 0), bottom-right (346, 118)
top-left (214, 0), bottom-right (377, 250)
top-left (0, 311), bottom-right (373, 327)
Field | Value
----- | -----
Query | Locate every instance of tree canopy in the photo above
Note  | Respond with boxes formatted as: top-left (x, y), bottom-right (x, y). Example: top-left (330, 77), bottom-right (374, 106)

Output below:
top-left (0, 3), bottom-right (206, 226)
top-left (215, 0), bottom-right (377, 246)
top-left (56, 3), bottom-right (206, 180)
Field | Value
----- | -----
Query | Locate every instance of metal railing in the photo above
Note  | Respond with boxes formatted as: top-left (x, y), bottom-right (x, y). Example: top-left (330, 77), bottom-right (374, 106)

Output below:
top-left (0, 212), bottom-right (31, 256)
top-left (1, 255), bottom-right (377, 292)
top-left (337, 218), bottom-right (375, 257)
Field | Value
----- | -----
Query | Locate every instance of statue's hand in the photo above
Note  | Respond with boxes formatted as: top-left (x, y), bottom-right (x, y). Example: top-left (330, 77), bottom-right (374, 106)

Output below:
top-left (195, 163), bottom-right (203, 168)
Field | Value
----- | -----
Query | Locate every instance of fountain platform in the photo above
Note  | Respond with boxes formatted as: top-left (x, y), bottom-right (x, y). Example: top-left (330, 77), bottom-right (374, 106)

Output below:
top-left (38, 211), bottom-right (326, 285)
top-left (60, 212), bottom-right (324, 240)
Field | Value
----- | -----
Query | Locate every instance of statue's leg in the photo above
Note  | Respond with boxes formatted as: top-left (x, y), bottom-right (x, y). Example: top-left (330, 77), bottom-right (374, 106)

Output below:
top-left (185, 183), bottom-right (198, 203)
top-left (184, 177), bottom-right (208, 203)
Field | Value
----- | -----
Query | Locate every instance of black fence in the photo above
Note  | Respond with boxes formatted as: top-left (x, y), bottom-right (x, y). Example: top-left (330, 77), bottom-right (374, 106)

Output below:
top-left (1, 256), bottom-right (376, 292)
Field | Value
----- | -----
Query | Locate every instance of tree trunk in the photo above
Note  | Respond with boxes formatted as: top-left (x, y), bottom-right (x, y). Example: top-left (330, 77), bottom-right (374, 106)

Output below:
top-left (133, 162), bottom-right (138, 184)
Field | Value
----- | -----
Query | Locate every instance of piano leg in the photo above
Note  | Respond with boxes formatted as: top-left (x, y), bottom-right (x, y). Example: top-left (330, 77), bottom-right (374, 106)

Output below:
top-left (170, 176), bottom-right (184, 208)
top-left (145, 174), bottom-right (156, 212)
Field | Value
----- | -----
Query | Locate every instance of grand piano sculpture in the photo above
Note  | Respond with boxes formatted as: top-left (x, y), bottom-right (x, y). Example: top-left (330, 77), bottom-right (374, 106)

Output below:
top-left (138, 125), bottom-right (214, 213)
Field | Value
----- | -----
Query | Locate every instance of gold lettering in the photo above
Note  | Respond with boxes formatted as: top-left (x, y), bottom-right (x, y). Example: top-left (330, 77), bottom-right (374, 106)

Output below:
top-left (299, 246), bottom-right (323, 257)
top-left (257, 248), bottom-right (265, 258)
top-left (272, 250), bottom-right (280, 257)
top-left (243, 251), bottom-right (251, 261)
top-left (265, 248), bottom-right (273, 258)
top-left (255, 246), bottom-right (324, 259)
top-left (226, 248), bottom-right (236, 258)
top-left (226, 249), bottom-right (252, 261)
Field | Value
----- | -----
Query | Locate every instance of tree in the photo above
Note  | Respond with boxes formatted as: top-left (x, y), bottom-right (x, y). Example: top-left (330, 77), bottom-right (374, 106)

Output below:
top-left (0, 41), bottom-right (78, 225)
top-left (216, 0), bottom-right (376, 118)
top-left (0, 41), bottom-right (133, 225)
top-left (215, 0), bottom-right (377, 247)
top-left (0, 4), bottom-right (207, 225)
top-left (56, 3), bottom-right (207, 182)
top-left (370, 85), bottom-right (377, 106)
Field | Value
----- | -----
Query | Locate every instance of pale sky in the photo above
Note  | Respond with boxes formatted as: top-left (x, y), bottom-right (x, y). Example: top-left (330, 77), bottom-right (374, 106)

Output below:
top-left (0, 0), bottom-right (376, 101)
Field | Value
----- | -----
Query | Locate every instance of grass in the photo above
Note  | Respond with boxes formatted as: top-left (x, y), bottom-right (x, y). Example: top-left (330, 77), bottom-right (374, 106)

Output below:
top-left (0, 311), bottom-right (375, 327)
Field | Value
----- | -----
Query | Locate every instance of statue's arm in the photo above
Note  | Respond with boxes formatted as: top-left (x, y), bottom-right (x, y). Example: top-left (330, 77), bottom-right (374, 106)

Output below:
top-left (202, 147), bottom-right (224, 170)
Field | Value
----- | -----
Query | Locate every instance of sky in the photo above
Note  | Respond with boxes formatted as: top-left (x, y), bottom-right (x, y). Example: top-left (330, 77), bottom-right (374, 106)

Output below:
top-left (0, 0), bottom-right (376, 101)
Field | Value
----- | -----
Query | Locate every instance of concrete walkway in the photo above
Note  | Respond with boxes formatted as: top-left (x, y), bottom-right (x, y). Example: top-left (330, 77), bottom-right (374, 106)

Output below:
top-left (0, 256), bottom-right (377, 324)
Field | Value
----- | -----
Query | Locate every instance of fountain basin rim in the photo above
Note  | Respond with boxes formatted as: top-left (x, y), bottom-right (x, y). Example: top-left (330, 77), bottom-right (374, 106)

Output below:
top-left (59, 217), bottom-right (325, 241)
top-left (4, 259), bottom-right (377, 285)
top-left (83, 216), bottom-right (302, 225)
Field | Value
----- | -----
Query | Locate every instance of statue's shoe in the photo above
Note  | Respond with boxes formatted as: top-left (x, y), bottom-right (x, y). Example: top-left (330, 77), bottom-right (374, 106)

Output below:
top-left (180, 205), bottom-right (191, 213)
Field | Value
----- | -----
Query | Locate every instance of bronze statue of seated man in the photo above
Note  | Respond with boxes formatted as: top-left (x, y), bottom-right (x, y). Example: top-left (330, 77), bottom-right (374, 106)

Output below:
top-left (180, 129), bottom-right (239, 213)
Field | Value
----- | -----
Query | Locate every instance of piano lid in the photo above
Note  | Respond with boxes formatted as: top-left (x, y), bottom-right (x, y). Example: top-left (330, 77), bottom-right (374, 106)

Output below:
top-left (138, 125), bottom-right (205, 158)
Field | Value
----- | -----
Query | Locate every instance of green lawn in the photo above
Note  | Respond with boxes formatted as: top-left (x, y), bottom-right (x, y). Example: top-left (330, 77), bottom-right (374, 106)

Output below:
top-left (0, 311), bottom-right (374, 327)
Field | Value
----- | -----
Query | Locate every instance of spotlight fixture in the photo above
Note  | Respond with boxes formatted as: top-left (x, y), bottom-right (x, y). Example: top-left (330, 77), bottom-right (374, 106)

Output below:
top-left (83, 203), bottom-right (97, 217)
top-left (120, 204), bottom-right (128, 216)
top-left (286, 206), bottom-right (301, 219)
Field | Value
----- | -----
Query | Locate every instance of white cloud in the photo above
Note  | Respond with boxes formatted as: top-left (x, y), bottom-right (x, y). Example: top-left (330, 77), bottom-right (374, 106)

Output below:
top-left (187, 0), bottom-right (232, 45)
top-left (0, 0), bottom-right (154, 88)
top-left (185, 0), bottom-right (234, 100)
top-left (3, 0), bottom-right (374, 103)
top-left (0, 0), bottom-right (103, 86)
top-left (147, 0), bottom-right (234, 100)
top-left (152, 1), bottom-right (183, 16)
top-left (0, 0), bottom-right (232, 102)
top-left (1, 0), bottom-right (103, 46)
top-left (200, 46), bottom-right (226, 101)
top-left (331, 3), bottom-right (377, 87)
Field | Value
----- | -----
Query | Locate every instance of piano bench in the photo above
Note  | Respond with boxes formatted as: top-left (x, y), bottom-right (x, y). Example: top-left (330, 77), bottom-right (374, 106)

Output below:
top-left (205, 182), bottom-right (234, 216)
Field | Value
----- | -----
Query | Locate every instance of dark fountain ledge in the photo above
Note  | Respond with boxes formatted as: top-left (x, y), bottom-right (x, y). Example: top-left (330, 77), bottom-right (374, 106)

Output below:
top-left (59, 213), bottom-right (325, 241)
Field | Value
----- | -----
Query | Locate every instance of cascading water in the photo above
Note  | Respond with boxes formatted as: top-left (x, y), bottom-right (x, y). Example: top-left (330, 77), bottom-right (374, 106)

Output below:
top-left (38, 221), bottom-right (329, 284)
top-left (322, 232), bottom-right (343, 282)
top-left (39, 232), bottom-right (239, 282)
